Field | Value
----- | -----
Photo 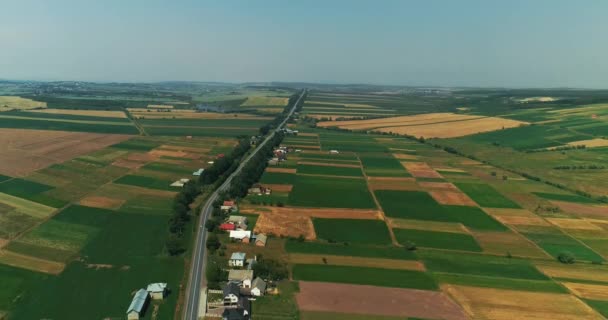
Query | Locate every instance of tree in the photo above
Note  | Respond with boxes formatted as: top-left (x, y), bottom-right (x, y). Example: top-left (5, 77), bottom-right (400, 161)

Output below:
top-left (558, 252), bottom-right (575, 264)
top-left (405, 241), bottom-right (417, 251)
top-left (166, 234), bottom-right (185, 256)
top-left (253, 258), bottom-right (288, 281)
top-left (206, 233), bottom-right (221, 253)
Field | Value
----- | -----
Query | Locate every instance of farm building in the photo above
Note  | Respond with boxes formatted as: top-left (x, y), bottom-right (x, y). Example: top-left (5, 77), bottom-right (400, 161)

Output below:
top-left (227, 216), bottom-right (248, 229)
top-left (146, 283), bottom-right (167, 300)
top-left (228, 269), bottom-right (254, 288)
top-left (220, 223), bottom-right (236, 231)
top-left (223, 282), bottom-right (240, 305)
top-left (221, 200), bottom-right (238, 212)
top-left (170, 178), bottom-right (190, 187)
top-left (329, 150), bottom-right (339, 154)
top-left (254, 233), bottom-right (267, 247)
top-left (229, 252), bottom-right (247, 267)
top-left (251, 278), bottom-right (267, 297)
top-left (192, 168), bottom-right (204, 176)
top-left (248, 185), bottom-right (271, 196)
top-left (229, 231), bottom-right (251, 243)
top-left (126, 289), bottom-right (149, 320)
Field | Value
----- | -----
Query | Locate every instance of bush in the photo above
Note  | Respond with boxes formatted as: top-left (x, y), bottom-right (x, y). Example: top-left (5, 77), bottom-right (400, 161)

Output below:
top-left (558, 252), bottom-right (575, 264)
top-left (405, 241), bottom-right (417, 251)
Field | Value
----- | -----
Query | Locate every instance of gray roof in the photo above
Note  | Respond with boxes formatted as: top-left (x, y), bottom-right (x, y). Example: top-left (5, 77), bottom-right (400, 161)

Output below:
top-left (223, 282), bottom-right (240, 296)
top-left (252, 278), bottom-right (267, 291)
top-left (230, 252), bottom-right (246, 260)
top-left (127, 289), bottom-right (148, 314)
top-left (146, 282), bottom-right (167, 293)
top-left (228, 269), bottom-right (254, 281)
top-left (255, 233), bottom-right (267, 244)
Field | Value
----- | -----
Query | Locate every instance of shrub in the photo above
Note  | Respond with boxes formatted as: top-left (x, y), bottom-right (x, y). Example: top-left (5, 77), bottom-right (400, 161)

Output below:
top-left (558, 252), bottom-right (575, 264)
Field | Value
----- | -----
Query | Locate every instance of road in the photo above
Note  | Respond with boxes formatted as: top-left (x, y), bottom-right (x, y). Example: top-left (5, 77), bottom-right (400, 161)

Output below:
top-left (182, 89), bottom-right (305, 320)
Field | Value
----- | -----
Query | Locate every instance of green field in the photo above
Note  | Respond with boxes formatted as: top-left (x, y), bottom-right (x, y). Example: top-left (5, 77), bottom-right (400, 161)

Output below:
top-left (375, 190), bottom-right (450, 221)
top-left (433, 273), bottom-right (567, 293)
top-left (260, 171), bottom-right (296, 184)
top-left (522, 232), bottom-right (605, 262)
top-left (296, 163), bottom-right (363, 177)
top-left (114, 175), bottom-right (175, 191)
top-left (442, 205), bottom-right (508, 231)
top-left (292, 264), bottom-right (437, 290)
top-left (532, 192), bottom-right (598, 204)
top-left (288, 175), bottom-right (376, 208)
top-left (359, 155), bottom-right (411, 177)
top-left (394, 228), bottom-right (482, 252)
top-left (313, 218), bottom-right (392, 245)
top-left (455, 183), bottom-right (521, 208)
top-left (285, 240), bottom-right (417, 260)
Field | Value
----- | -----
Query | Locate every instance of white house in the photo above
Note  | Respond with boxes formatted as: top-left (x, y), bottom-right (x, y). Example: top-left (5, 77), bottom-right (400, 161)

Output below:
top-left (229, 230), bottom-right (251, 243)
top-left (170, 178), bottom-right (190, 187)
top-left (228, 269), bottom-right (254, 288)
top-left (251, 278), bottom-right (267, 297)
top-left (229, 252), bottom-right (246, 267)
top-left (192, 168), bottom-right (204, 176)
top-left (146, 283), bottom-right (167, 300)
top-left (127, 289), bottom-right (149, 320)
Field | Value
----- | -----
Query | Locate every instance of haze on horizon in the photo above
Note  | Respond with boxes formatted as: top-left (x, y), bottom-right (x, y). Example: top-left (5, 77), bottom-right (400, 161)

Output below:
top-left (1, 0), bottom-right (607, 88)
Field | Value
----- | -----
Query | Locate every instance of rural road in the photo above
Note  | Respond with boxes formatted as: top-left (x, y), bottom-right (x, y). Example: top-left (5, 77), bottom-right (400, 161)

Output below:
top-left (182, 89), bottom-right (305, 320)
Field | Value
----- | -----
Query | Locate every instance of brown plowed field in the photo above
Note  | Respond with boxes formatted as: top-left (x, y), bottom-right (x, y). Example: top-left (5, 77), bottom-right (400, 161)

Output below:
top-left (253, 211), bottom-right (316, 240)
top-left (392, 153), bottom-right (419, 160)
top-left (430, 190), bottom-right (477, 206)
top-left (494, 215), bottom-right (551, 226)
top-left (265, 167), bottom-right (297, 173)
top-left (403, 162), bottom-right (443, 179)
top-left (111, 159), bottom-right (146, 169)
top-left (368, 177), bottom-right (419, 191)
top-left (551, 201), bottom-right (608, 218)
top-left (261, 184), bottom-right (293, 192)
top-left (296, 281), bottom-right (468, 320)
top-left (0, 128), bottom-right (131, 176)
top-left (79, 196), bottom-right (126, 209)
top-left (241, 206), bottom-right (381, 220)
top-left (419, 181), bottom-right (459, 190)
top-left (472, 231), bottom-right (550, 258)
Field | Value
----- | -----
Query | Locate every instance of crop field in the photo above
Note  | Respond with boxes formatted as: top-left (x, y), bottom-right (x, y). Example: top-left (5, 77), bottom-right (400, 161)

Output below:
top-left (296, 163), bottom-right (363, 177)
top-left (0, 96), bottom-right (46, 111)
top-left (313, 218), bottom-right (392, 245)
top-left (393, 228), bottom-right (482, 252)
top-left (375, 190), bottom-right (451, 221)
top-left (455, 183), bottom-right (521, 208)
top-left (288, 175), bottom-right (376, 208)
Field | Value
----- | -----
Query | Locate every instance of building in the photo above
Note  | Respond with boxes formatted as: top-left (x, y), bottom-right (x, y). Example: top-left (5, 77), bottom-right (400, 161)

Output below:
top-left (229, 231), bottom-right (251, 243)
top-left (223, 282), bottom-right (240, 305)
top-left (329, 150), bottom-right (339, 154)
top-left (221, 200), bottom-right (238, 212)
top-left (220, 223), bottom-right (236, 231)
top-left (222, 297), bottom-right (250, 320)
top-left (146, 283), bottom-right (167, 300)
top-left (127, 289), bottom-right (149, 320)
top-left (229, 252), bottom-right (246, 267)
top-left (251, 278), bottom-right (267, 297)
top-left (228, 269), bottom-right (254, 288)
top-left (254, 233), bottom-right (267, 247)
top-left (192, 168), bottom-right (204, 176)
top-left (267, 158), bottom-right (279, 166)
top-left (170, 178), bottom-right (190, 187)
top-left (227, 216), bottom-right (248, 230)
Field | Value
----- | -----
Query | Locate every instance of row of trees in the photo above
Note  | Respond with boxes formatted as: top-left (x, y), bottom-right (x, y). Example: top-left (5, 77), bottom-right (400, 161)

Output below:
top-left (166, 181), bottom-right (200, 255)
top-left (198, 138), bottom-right (252, 186)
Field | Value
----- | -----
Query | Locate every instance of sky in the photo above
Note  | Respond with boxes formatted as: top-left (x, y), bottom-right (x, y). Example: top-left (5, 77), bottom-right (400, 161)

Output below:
top-left (1, 0), bottom-right (607, 88)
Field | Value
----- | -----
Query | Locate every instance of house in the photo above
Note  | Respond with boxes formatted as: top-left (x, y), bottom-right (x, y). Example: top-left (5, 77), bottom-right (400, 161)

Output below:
top-left (146, 283), bottom-right (167, 300)
top-left (229, 252), bottom-right (247, 267)
top-left (230, 231), bottom-right (251, 243)
top-left (223, 282), bottom-right (240, 305)
top-left (192, 168), bottom-right (204, 176)
top-left (220, 223), bottom-right (236, 231)
top-left (222, 298), bottom-right (250, 320)
top-left (248, 185), bottom-right (270, 196)
top-left (228, 269), bottom-right (254, 288)
top-left (251, 278), bottom-right (267, 297)
top-left (254, 233), bottom-right (267, 247)
top-left (170, 178), bottom-right (190, 187)
top-left (329, 150), bottom-right (339, 154)
top-left (227, 216), bottom-right (248, 230)
top-left (127, 289), bottom-right (149, 320)
top-left (221, 200), bottom-right (238, 212)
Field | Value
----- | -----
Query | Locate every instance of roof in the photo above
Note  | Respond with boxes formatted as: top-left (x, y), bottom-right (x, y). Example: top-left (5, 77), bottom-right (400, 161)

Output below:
top-left (229, 230), bottom-right (251, 240)
top-left (127, 289), bottom-right (148, 314)
top-left (146, 283), bottom-right (167, 293)
top-left (228, 269), bottom-right (254, 281)
top-left (255, 233), bottom-right (267, 244)
top-left (228, 216), bottom-right (247, 223)
top-left (252, 278), bottom-right (267, 291)
top-left (230, 252), bottom-right (246, 260)
top-left (223, 200), bottom-right (236, 206)
top-left (223, 282), bottom-right (240, 296)
top-left (192, 168), bottom-right (204, 176)
top-left (220, 223), bottom-right (236, 231)
top-left (222, 308), bottom-right (245, 320)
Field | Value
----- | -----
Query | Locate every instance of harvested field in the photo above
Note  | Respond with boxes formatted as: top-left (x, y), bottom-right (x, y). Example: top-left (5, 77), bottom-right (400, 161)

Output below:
top-left (297, 161), bottom-right (360, 168)
top-left (0, 96), bottom-right (46, 111)
top-left (494, 215), bottom-right (551, 226)
top-left (389, 218), bottom-right (467, 234)
top-left (317, 113), bottom-right (527, 138)
top-left (0, 250), bottom-right (65, 274)
top-left (473, 231), bottom-right (550, 258)
top-left (551, 201), bottom-right (608, 218)
top-left (429, 190), bottom-right (477, 206)
top-left (0, 128), bottom-right (131, 176)
top-left (26, 109), bottom-right (126, 118)
top-left (288, 254), bottom-right (424, 271)
top-left (444, 285), bottom-right (603, 320)
top-left (402, 162), bottom-right (443, 179)
top-left (128, 109), bottom-right (271, 120)
top-left (566, 138), bottom-right (608, 148)
top-left (242, 206), bottom-right (381, 220)
top-left (265, 167), bottom-right (297, 174)
top-left (261, 184), bottom-right (293, 192)
top-left (78, 196), bottom-right (126, 210)
top-left (110, 159), bottom-right (145, 169)
top-left (253, 212), bottom-right (316, 240)
top-left (392, 153), bottom-right (418, 160)
top-left (367, 177), bottom-right (419, 191)
top-left (536, 262), bottom-right (608, 283)
top-left (546, 218), bottom-right (603, 230)
top-left (241, 96), bottom-right (288, 106)
top-left (297, 133), bottom-right (319, 137)
top-left (418, 181), bottom-right (459, 190)
top-left (484, 208), bottom-right (538, 217)
top-left (296, 281), bottom-right (467, 320)
top-left (563, 282), bottom-right (608, 300)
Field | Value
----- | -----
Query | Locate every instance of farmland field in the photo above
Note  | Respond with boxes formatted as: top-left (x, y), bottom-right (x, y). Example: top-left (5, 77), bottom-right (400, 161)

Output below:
top-left (288, 175), bottom-right (376, 208)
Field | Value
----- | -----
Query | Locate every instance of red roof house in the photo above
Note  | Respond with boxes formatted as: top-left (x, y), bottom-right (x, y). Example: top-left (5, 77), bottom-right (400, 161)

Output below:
top-left (220, 223), bottom-right (236, 231)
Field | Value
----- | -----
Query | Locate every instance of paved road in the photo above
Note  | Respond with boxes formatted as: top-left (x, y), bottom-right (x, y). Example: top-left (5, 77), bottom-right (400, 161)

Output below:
top-left (182, 89), bottom-right (306, 320)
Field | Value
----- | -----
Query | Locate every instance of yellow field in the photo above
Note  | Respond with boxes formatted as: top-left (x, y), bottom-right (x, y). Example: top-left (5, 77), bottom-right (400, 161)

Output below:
top-left (288, 253), bottom-right (425, 271)
top-left (444, 285), bottom-right (603, 320)
top-left (546, 218), bottom-right (604, 230)
top-left (536, 262), bottom-right (608, 283)
top-left (316, 112), bottom-right (527, 138)
top-left (566, 138), bottom-right (608, 148)
top-left (147, 104), bottom-right (174, 109)
top-left (563, 282), bottom-right (608, 300)
top-left (0, 250), bottom-right (65, 274)
top-left (26, 108), bottom-right (127, 118)
top-left (389, 218), bottom-right (467, 234)
top-left (241, 96), bottom-right (288, 107)
top-left (306, 100), bottom-right (381, 109)
top-left (0, 96), bottom-right (46, 111)
top-left (0, 192), bottom-right (56, 219)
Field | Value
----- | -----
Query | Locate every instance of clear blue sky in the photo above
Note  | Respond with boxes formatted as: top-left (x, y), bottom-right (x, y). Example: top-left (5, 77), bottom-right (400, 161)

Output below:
top-left (1, 0), bottom-right (607, 88)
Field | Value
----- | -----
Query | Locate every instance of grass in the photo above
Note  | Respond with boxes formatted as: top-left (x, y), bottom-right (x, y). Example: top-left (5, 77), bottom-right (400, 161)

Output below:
top-left (296, 163), bottom-right (363, 177)
top-left (532, 192), bottom-right (597, 204)
top-left (433, 273), bottom-right (568, 293)
top-left (393, 228), bottom-right (482, 252)
top-left (522, 232), bottom-right (605, 262)
top-left (252, 281), bottom-right (299, 320)
top-left (442, 205), bottom-right (508, 231)
top-left (288, 175), bottom-right (376, 209)
top-left (584, 299), bottom-right (608, 318)
top-left (0, 192), bottom-right (56, 219)
top-left (285, 240), bottom-right (417, 260)
top-left (0, 263), bottom-right (48, 311)
top-left (292, 264), bottom-right (437, 290)
top-left (141, 162), bottom-right (194, 175)
top-left (375, 190), bottom-right (450, 221)
top-left (455, 183), bottom-right (521, 208)
top-left (114, 175), bottom-right (175, 191)
top-left (313, 218), bottom-right (392, 245)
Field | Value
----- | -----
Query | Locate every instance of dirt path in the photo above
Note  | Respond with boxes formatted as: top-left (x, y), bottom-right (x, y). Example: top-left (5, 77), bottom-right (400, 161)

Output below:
top-left (356, 154), bottom-right (400, 246)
